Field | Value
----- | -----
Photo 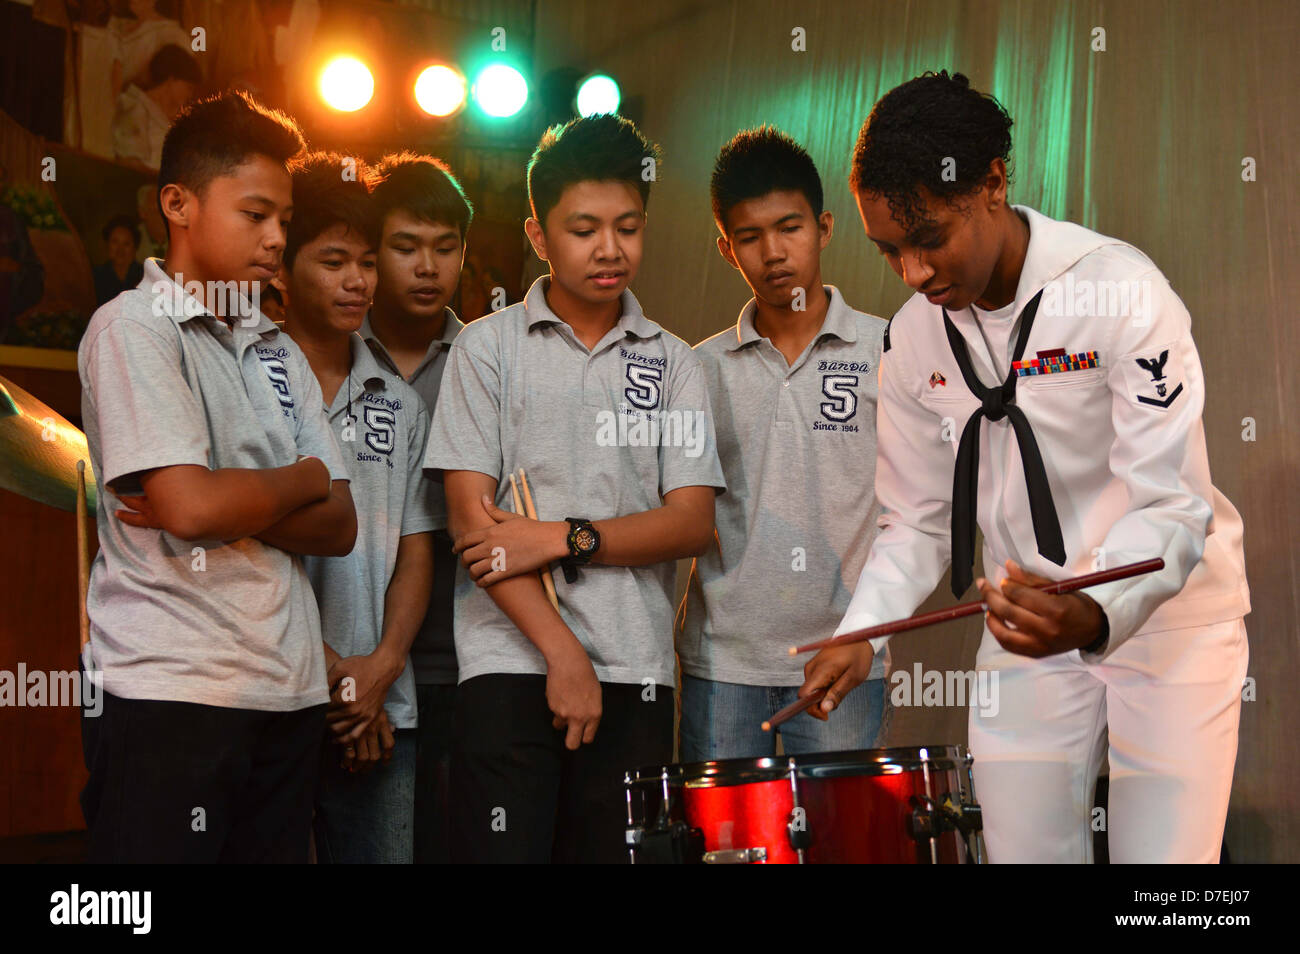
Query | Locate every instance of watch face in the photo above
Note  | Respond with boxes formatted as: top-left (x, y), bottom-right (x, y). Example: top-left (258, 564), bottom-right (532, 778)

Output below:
top-left (574, 528), bottom-right (596, 553)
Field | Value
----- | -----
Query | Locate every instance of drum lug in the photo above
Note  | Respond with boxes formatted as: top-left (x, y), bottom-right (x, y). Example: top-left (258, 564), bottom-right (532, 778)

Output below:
top-left (908, 795), bottom-right (940, 842)
top-left (909, 794), bottom-right (984, 838)
top-left (626, 822), bottom-right (705, 864)
top-left (940, 792), bottom-right (983, 835)
top-left (909, 792), bottom-right (985, 863)
top-left (787, 812), bottom-right (813, 852)
top-left (703, 847), bottom-right (768, 864)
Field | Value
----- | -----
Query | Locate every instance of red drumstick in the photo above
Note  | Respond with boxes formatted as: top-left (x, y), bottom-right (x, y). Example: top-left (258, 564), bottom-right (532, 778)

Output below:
top-left (788, 558), bottom-right (1165, 656)
top-left (761, 688), bottom-right (828, 732)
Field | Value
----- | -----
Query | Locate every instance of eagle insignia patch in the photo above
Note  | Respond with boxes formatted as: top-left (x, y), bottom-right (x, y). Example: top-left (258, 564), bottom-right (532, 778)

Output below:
top-left (1121, 343), bottom-right (1186, 411)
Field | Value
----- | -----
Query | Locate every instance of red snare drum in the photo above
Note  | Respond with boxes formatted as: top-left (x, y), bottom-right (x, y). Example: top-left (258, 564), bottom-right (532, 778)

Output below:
top-left (625, 745), bottom-right (984, 864)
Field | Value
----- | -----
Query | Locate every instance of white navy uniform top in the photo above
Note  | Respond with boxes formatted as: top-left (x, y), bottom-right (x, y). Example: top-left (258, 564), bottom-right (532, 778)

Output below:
top-left (834, 205), bottom-right (1250, 659)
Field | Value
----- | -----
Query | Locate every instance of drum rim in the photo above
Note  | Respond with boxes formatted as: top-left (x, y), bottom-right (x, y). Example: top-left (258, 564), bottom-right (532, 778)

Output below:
top-left (627, 744), bottom-right (972, 788)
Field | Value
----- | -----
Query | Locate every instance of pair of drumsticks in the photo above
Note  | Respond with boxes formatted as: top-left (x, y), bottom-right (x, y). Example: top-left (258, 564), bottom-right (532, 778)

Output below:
top-left (761, 558), bottom-right (1165, 731)
top-left (506, 467), bottom-right (560, 612)
top-left (491, 470), bottom-right (1164, 736)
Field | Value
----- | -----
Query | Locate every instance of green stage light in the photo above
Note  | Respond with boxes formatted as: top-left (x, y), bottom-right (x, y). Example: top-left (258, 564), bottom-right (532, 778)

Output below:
top-left (473, 63), bottom-right (529, 118)
top-left (576, 74), bottom-right (620, 117)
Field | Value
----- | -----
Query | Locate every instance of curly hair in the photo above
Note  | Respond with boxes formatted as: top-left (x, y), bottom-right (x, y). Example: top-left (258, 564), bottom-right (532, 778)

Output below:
top-left (849, 70), bottom-right (1013, 231)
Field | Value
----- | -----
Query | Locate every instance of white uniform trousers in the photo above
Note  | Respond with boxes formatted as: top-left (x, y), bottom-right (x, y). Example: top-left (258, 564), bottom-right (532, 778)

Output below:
top-left (968, 617), bottom-right (1248, 863)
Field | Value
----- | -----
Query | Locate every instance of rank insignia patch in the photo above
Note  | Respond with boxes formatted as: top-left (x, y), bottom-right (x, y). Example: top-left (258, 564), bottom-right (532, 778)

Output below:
top-left (1120, 342), bottom-right (1187, 412)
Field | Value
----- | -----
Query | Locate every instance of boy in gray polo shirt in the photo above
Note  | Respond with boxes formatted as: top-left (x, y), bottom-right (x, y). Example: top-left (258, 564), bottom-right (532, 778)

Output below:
top-left (425, 115), bottom-right (726, 863)
top-left (77, 91), bottom-right (357, 863)
top-left (679, 127), bottom-right (890, 761)
top-left (360, 151), bottom-right (474, 863)
top-left (279, 153), bottom-right (437, 864)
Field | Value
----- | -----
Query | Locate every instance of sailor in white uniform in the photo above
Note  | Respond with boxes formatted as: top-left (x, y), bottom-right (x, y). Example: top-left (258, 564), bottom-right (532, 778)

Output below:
top-left (801, 71), bottom-right (1250, 863)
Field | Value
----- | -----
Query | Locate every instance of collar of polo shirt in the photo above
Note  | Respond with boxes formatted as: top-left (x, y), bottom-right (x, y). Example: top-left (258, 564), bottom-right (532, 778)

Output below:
top-left (139, 257), bottom-right (278, 336)
top-left (436, 307), bottom-right (466, 344)
top-left (726, 283), bottom-right (858, 352)
top-left (348, 331), bottom-right (389, 391)
top-left (358, 306), bottom-right (463, 372)
top-left (523, 275), bottom-right (661, 340)
top-left (358, 307), bottom-right (463, 348)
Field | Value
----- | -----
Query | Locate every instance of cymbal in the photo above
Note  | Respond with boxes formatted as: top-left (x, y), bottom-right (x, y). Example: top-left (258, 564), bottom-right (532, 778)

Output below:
top-left (0, 374), bottom-right (98, 513)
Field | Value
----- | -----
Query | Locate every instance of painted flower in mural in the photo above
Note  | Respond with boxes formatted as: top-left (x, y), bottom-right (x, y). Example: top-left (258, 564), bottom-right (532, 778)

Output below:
top-left (0, 186), bottom-right (68, 232)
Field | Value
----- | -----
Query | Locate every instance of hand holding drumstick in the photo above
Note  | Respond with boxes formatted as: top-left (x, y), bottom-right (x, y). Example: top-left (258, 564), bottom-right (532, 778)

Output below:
top-left (452, 468), bottom-right (564, 610)
top-left (444, 470), bottom-right (600, 751)
top-left (768, 558), bottom-right (1163, 729)
top-left (516, 469), bottom-right (560, 611)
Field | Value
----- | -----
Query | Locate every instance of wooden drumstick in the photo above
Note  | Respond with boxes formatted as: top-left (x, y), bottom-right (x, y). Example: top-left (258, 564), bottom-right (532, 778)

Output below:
top-left (789, 558), bottom-right (1165, 655)
top-left (510, 470), bottom-right (560, 613)
top-left (517, 468), bottom-right (561, 613)
top-left (762, 688), bottom-right (828, 731)
top-left (76, 459), bottom-right (90, 651)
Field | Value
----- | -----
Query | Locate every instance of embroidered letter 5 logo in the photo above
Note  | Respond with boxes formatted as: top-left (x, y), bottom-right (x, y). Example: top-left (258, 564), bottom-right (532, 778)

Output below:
top-left (363, 406), bottom-right (396, 454)
top-left (820, 374), bottom-right (859, 422)
top-left (624, 365), bottom-right (662, 410)
top-left (259, 357), bottom-right (293, 410)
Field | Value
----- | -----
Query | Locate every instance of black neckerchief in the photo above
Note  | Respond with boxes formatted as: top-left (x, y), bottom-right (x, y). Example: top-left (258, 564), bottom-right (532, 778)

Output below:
top-left (942, 287), bottom-right (1065, 597)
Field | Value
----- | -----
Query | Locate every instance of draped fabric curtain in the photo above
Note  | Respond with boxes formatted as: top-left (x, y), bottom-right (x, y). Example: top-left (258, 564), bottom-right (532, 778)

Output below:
top-left (534, 0), bottom-right (1300, 861)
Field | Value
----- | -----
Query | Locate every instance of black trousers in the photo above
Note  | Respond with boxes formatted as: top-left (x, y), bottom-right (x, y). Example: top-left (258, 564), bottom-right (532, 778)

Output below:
top-left (450, 674), bottom-right (674, 864)
top-left (413, 682), bottom-right (456, 864)
top-left (81, 689), bottom-right (326, 863)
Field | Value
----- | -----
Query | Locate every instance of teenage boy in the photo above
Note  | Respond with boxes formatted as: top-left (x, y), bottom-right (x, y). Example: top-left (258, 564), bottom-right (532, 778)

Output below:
top-left (77, 90), bottom-right (357, 863)
top-left (425, 113), bottom-right (726, 864)
top-left (679, 126), bottom-right (890, 760)
top-left (803, 71), bottom-right (1250, 863)
top-left (279, 152), bottom-right (436, 864)
top-left (362, 151), bottom-right (473, 863)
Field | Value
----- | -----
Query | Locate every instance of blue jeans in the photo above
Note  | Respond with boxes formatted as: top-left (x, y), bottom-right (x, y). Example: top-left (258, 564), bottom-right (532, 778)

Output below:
top-left (679, 674), bottom-right (891, 762)
top-left (314, 729), bottom-right (417, 864)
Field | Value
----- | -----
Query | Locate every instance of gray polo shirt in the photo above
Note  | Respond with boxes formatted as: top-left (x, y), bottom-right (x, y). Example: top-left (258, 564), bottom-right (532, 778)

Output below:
top-left (77, 257), bottom-right (349, 711)
top-left (423, 276), bottom-right (727, 686)
top-left (359, 310), bottom-right (460, 686)
top-left (679, 285), bottom-right (889, 686)
top-left (299, 334), bottom-right (437, 728)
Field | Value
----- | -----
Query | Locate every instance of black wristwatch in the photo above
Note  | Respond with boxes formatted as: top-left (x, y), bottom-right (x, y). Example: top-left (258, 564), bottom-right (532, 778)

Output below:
top-left (561, 517), bottom-right (601, 583)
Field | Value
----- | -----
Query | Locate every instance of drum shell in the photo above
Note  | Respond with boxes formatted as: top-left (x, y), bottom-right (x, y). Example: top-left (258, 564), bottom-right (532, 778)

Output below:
top-left (626, 746), bottom-right (980, 864)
